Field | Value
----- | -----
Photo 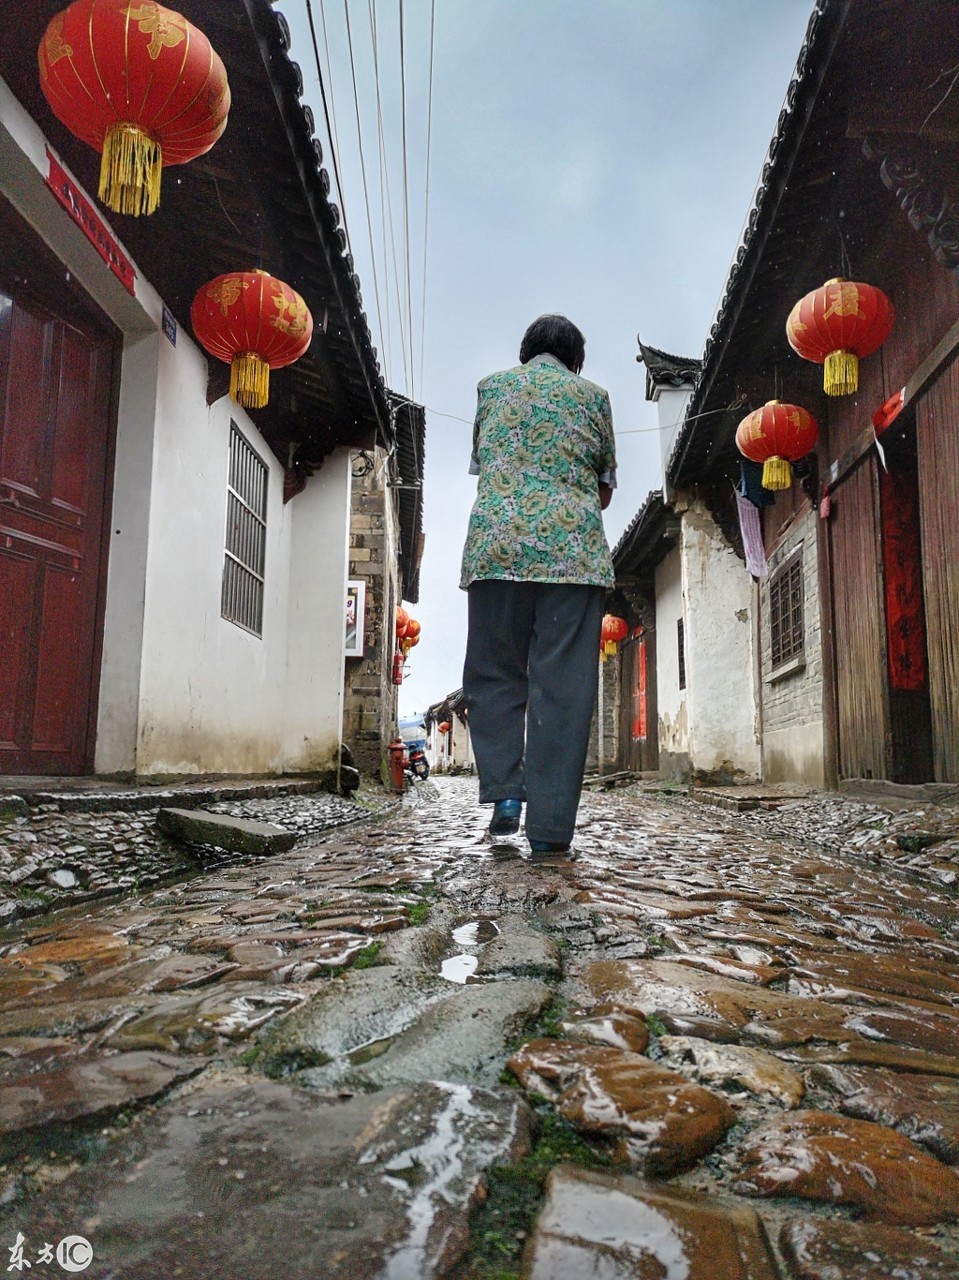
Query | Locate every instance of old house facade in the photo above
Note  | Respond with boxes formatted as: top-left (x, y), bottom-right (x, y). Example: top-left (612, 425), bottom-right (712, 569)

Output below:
top-left (0, 1), bottom-right (412, 779)
top-left (666, 0), bottom-right (959, 788)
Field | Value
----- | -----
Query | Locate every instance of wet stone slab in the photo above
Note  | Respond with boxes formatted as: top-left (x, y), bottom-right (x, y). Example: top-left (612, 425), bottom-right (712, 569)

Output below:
top-left (658, 1035), bottom-right (805, 1108)
top-left (811, 1063), bottom-right (959, 1164)
top-left (156, 808), bottom-right (297, 855)
top-left (0, 1051), bottom-right (205, 1141)
top-left (730, 1109), bottom-right (959, 1226)
top-left (524, 1166), bottom-right (780, 1280)
top-left (507, 1038), bottom-right (733, 1174)
top-left (0, 1076), bottom-right (531, 1280)
top-left (779, 1218), bottom-right (959, 1280)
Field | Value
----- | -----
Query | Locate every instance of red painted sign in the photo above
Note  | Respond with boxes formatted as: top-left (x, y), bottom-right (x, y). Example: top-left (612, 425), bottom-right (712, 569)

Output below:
top-left (45, 149), bottom-right (136, 295)
top-left (631, 637), bottom-right (648, 741)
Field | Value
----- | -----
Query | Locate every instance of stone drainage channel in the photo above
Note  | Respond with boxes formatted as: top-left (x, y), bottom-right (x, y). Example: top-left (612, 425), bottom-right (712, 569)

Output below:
top-left (2, 776), bottom-right (959, 1279)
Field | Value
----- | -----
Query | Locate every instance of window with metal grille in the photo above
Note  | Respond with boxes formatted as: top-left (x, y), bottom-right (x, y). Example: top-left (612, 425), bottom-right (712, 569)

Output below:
top-left (677, 618), bottom-right (686, 691)
top-left (769, 550), bottom-right (804, 668)
top-left (222, 424), bottom-right (267, 636)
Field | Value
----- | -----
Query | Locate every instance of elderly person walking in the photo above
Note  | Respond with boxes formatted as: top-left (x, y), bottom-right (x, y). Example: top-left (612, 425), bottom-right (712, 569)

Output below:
top-left (460, 314), bottom-right (616, 854)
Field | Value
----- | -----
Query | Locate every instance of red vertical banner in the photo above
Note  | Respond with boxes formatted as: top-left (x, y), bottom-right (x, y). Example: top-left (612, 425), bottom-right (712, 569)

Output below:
top-left (632, 635), bottom-right (648, 741)
top-left (879, 464), bottom-right (926, 692)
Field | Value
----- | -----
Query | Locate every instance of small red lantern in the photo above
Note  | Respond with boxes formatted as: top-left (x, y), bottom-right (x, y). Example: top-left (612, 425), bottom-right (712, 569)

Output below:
top-left (396, 607), bottom-right (409, 636)
top-left (39, 0), bottom-right (230, 217)
top-left (438, 721), bottom-right (451, 735)
top-left (735, 400), bottom-right (819, 491)
top-left (600, 614), bottom-right (629, 659)
top-left (190, 271), bottom-right (313, 409)
top-left (786, 278), bottom-right (894, 397)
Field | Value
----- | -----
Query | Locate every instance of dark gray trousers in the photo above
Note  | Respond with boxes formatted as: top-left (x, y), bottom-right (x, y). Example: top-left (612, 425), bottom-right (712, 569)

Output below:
top-left (463, 581), bottom-right (605, 845)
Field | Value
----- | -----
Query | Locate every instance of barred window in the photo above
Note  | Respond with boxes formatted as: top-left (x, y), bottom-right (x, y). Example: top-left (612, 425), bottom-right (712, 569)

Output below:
top-left (770, 550), bottom-right (804, 668)
top-left (677, 618), bottom-right (686, 691)
top-left (222, 424), bottom-right (267, 636)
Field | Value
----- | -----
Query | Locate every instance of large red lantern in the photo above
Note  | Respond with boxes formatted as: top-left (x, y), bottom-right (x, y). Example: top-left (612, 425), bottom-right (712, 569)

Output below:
top-left (191, 271), bottom-right (313, 409)
top-left (735, 400), bottom-right (819, 491)
top-left (438, 721), bottom-right (451, 734)
top-left (786, 278), bottom-right (894, 397)
top-left (600, 615), bottom-right (629, 659)
top-left (38, 0), bottom-right (230, 217)
top-left (396, 607), bottom-right (409, 637)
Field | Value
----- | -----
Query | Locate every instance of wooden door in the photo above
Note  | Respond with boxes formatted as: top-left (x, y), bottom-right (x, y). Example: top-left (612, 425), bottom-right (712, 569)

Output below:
top-left (829, 458), bottom-right (890, 780)
top-left (0, 208), bottom-right (117, 775)
top-left (916, 362), bottom-right (959, 781)
top-left (618, 630), bottom-right (658, 773)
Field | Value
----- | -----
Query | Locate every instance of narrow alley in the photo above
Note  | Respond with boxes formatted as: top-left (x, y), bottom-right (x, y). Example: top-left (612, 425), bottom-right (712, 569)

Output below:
top-left (2, 777), bottom-right (959, 1278)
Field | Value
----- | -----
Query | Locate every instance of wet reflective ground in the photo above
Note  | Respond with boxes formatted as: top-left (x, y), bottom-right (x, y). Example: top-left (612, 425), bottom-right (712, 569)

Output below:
top-left (2, 777), bottom-right (959, 1278)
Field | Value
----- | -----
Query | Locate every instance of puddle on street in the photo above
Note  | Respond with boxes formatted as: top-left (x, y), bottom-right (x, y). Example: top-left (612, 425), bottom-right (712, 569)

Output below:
top-left (441, 953), bottom-right (479, 983)
top-left (348, 1034), bottom-right (396, 1065)
top-left (440, 919), bottom-right (499, 983)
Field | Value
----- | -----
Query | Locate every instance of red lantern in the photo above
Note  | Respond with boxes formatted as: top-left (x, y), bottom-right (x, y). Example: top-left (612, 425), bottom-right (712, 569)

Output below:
top-left (600, 615), bottom-right (629, 658)
top-left (438, 721), bottom-right (451, 734)
top-left (735, 400), bottom-right (819, 491)
top-left (401, 619), bottom-right (420, 659)
top-left (38, 0), bottom-right (230, 217)
top-left (396, 607), bottom-right (409, 637)
top-left (190, 271), bottom-right (313, 409)
top-left (786, 278), bottom-right (894, 397)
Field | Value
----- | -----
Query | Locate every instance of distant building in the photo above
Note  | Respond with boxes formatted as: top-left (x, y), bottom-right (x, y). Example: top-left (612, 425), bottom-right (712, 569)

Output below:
top-left (425, 691), bottom-right (473, 774)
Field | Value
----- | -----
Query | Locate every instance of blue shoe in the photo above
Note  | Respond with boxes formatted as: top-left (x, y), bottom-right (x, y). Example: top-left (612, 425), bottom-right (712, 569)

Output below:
top-left (489, 799), bottom-right (522, 837)
top-left (529, 839), bottom-right (571, 854)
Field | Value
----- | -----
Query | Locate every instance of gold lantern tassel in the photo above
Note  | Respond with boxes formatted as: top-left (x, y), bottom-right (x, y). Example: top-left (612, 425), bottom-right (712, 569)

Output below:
top-left (99, 123), bottom-right (162, 216)
top-left (230, 353), bottom-right (270, 408)
top-left (762, 456), bottom-right (792, 490)
top-left (823, 348), bottom-right (859, 396)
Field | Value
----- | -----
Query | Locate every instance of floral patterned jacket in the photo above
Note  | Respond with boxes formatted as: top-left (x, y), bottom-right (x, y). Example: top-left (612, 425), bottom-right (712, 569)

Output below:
top-left (460, 353), bottom-right (617, 590)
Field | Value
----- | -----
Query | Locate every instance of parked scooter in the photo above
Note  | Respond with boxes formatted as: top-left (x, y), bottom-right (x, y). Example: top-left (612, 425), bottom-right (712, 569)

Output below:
top-left (407, 743), bottom-right (430, 781)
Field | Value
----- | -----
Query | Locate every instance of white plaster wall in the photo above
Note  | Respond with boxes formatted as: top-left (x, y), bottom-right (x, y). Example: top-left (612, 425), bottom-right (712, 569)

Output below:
top-left (682, 499), bottom-right (760, 780)
top-left (654, 547), bottom-right (688, 768)
top-left (282, 447), bottom-right (352, 772)
top-left (655, 386), bottom-right (693, 494)
top-left (760, 508), bottom-right (826, 786)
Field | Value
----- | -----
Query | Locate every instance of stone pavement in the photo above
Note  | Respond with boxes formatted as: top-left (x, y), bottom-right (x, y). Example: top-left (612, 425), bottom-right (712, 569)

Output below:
top-left (1, 777), bottom-right (959, 1277)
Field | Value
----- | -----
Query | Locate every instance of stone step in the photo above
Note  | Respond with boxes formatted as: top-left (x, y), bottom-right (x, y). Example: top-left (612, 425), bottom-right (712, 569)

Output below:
top-left (156, 808), bottom-right (297, 855)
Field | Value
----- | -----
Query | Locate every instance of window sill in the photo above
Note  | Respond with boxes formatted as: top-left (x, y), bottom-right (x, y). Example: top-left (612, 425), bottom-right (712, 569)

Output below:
top-left (767, 654), bottom-right (806, 684)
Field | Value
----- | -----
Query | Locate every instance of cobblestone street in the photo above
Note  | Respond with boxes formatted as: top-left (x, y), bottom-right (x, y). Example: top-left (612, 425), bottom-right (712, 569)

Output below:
top-left (2, 776), bottom-right (959, 1278)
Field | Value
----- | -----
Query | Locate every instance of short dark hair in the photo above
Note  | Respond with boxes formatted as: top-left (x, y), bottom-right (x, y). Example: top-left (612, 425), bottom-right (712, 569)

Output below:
top-left (519, 314), bottom-right (586, 373)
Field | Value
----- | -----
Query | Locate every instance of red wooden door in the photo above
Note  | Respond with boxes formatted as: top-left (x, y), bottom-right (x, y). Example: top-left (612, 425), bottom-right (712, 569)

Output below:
top-left (0, 226), bottom-right (117, 774)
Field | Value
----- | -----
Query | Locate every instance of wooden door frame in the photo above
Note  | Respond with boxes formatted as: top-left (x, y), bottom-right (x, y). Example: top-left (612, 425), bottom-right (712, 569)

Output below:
top-left (0, 194), bottom-right (122, 775)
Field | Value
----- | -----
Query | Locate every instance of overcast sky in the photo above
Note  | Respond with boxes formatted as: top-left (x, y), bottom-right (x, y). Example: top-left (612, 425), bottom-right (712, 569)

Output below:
top-left (287, 0), bottom-right (813, 716)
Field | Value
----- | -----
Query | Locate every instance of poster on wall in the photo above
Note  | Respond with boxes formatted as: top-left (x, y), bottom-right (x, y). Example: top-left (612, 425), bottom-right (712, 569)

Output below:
top-left (345, 580), bottom-right (366, 658)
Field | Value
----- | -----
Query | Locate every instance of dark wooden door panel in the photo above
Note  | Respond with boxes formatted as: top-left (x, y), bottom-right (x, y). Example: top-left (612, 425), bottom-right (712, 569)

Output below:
top-left (0, 203), bottom-right (118, 775)
top-left (830, 459), bottom-right (890, 780)
top-left (917, 363), bottom-right (959, 781)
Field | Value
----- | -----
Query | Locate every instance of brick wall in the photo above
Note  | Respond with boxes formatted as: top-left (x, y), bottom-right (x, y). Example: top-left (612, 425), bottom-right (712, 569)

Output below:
top-left (342, 451), bottom-right (401, 777)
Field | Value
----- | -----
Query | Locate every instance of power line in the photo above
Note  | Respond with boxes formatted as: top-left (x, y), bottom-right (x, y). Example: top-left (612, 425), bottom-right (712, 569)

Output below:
top-left (306, 0), bottom-right (349, 237)
top-left (398, 0), bottom-right (416, 403)
top-left (342, 0), bottom-right (389, 383)
top-left (418, 0), bottom-right (436, 394)
top-left (369, 0), bottom-right (410, 395)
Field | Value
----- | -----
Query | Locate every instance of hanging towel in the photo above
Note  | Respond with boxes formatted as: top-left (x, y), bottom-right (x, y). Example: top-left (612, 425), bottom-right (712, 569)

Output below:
top-left (739, 458), bottom-right (776, 508)
top-left (736, 491), bottom-right (768, 578)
